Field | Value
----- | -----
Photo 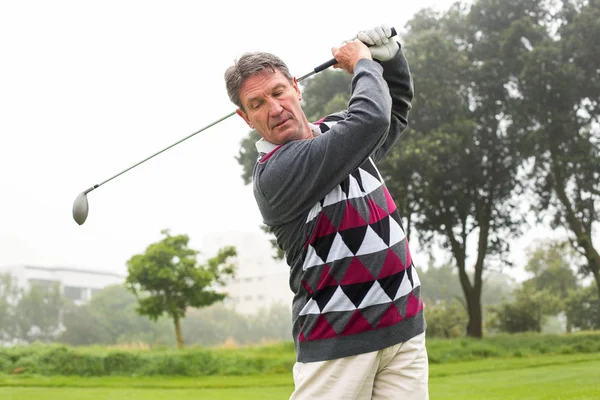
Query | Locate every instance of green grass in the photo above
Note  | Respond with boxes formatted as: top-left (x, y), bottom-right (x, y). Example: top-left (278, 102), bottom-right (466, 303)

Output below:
top-left (1, 353), bottom-right (599, 399)
top-left (1, 387), bottom-right (292, 400)
top-left (433, 358), bottom-right (600, 400)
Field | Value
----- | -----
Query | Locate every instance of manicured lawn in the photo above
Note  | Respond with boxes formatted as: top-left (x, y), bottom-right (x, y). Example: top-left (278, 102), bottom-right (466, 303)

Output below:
top-left (2, 353), bottom-right (599, 399)
top-left (1, 387), bottom-right (292, 400)
top-left (433, 358), bottom-right (600, 399)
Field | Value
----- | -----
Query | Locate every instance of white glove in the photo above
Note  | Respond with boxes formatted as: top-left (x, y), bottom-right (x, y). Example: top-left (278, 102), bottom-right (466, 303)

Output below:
top-left (356, 24), bottom-right (399, 62)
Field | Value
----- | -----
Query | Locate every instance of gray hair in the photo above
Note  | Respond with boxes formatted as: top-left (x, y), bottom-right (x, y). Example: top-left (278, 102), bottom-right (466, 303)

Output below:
top-left (224, 52), bottom-right (293, 110)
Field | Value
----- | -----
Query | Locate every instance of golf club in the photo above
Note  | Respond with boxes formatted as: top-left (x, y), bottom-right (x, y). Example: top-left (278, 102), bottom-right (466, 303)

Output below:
top-left (72, 28), bottom-right (397, 225)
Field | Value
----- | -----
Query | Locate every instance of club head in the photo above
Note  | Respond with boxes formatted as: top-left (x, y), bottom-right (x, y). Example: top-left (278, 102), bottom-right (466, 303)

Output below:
top-left (72, 192), bottom-right (89, 225)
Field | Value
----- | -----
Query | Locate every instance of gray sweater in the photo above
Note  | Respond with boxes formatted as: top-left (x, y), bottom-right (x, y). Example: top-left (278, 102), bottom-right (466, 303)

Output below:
top-left (253, 48), bottom-right (425, 363)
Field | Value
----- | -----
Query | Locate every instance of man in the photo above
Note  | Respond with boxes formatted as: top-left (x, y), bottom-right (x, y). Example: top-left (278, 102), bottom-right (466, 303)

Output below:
top-left (225, 25), bottom-right (427, 399)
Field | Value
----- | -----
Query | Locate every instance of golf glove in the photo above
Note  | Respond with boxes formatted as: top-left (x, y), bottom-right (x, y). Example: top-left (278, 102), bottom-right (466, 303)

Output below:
top-left (357, 24), bottom-right (399, 62)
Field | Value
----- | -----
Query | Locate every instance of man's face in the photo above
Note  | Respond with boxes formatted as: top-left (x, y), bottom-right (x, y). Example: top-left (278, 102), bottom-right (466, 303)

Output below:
top-left (236, 69), bottom-right (311, 145)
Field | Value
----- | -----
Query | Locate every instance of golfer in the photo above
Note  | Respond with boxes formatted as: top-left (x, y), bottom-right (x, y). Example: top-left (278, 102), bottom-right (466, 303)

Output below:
top-left (225, 25), bottom-right (428, 399)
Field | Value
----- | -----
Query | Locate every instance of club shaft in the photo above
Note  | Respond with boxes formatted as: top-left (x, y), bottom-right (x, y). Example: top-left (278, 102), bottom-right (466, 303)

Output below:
top-left (90, 111), bottom-right (237, 192)
top-left (86, 70), bottom-right (320, 193)
top-left (86, 26), bottom-right (398, 193)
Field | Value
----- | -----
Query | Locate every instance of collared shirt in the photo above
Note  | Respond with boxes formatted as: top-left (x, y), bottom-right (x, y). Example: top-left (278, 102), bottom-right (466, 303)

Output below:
top-left (254, 123), bottom-right (321, 154)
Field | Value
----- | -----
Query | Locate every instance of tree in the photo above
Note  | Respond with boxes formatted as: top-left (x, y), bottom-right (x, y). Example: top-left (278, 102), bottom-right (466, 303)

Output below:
top-left (13, 283), bottom-right (64, 343)
top-left (523, 241), bottom-right (580, 330)
top-left (378, 0), bottom-right (551, 338)
top-left (299, 69), bottom-right (352, 123)
top-left (181, 302), bottom-right (292, 346)
top-left (565, 285), bottom-right (600, 331)
top-left (236, 1), bottom-right (536, 338)
top-left (488, 284), bottom-right (556, 333)
top-left (419, 258), bottom-right (515, 307)
top-left (510, 0), bottom-right (600, 298)
top-left (60, 284), bottom-right (174, 346)
top-left (0, 273), bottom-right (18, 341)
top-left (125, 229), bottom-right (237, 348)
top-left (424, 299), bottom-right (469, 338)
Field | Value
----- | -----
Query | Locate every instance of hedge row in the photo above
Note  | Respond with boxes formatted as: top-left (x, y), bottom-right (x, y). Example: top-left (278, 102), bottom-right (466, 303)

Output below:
top-left (1, 332), bottom-right (599, 376)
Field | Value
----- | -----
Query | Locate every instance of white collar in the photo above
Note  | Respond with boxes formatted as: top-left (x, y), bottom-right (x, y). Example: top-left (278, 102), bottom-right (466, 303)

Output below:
top-left (255, 123), bottom-right (321, 154)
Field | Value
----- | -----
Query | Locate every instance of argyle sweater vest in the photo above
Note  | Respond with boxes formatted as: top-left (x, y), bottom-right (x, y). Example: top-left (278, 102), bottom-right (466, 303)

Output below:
top-left (256, 118), bottom-right (426, 363)
top-left (289, 119), bottom-right (424, 362)
top-left (253, 54), bottom-right (424, 362)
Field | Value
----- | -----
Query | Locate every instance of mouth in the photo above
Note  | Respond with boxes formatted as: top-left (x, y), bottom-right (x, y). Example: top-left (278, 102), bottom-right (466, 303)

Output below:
top-left (273, 118), bottom-right (290, 129)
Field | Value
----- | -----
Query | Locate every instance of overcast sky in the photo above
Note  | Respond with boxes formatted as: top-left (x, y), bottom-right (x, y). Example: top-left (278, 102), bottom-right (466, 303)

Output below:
top-left (1, 0), bottom-right (570, 283)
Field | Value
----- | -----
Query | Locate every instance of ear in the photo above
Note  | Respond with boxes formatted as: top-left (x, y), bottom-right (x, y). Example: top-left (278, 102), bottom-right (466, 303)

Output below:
top-left (293, 77), bottom-right (302, 101)
top-left (236, 108), bottom-right (253, 128)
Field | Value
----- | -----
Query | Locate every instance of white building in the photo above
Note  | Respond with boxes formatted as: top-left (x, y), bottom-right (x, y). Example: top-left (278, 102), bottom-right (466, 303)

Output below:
top-left (197, 231), bottom-right (294, 314)
top-left (0, 231), bottom-right (294, 314)
top-left (224, 269), bottom-right (293, 314)
top-left (0, 265), bottom-right (125, 304)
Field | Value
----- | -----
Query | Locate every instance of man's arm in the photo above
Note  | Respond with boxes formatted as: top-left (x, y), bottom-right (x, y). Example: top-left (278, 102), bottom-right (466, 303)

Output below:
top-left (372, 43), bottom-right (414, 162)
top-left (255, 52), bottom-right (393, 225)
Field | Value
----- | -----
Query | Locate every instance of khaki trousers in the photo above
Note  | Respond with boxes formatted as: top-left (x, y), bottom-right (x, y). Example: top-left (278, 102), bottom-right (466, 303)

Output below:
top-left (290, 332), bottom-right (429, 400)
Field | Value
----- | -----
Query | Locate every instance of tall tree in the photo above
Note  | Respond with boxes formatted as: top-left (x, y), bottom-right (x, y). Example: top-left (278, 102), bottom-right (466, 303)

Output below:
top-left (511, 0), bottom-right (600, 297)
top-left (378, 0), bottom-right (550, 337)
top-left (126, 229), bottom-right (237, 348)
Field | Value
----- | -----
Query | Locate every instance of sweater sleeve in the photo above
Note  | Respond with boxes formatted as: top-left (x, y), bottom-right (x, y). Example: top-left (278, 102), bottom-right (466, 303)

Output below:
top-left (254, 58), bottom-right (393, 226)
top-left (372, 43), bottom-right (414, 163)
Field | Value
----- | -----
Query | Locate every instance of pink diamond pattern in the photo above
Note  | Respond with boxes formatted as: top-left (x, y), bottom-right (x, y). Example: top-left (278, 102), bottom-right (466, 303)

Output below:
top-left (297, 156), bottom-right (423, 343)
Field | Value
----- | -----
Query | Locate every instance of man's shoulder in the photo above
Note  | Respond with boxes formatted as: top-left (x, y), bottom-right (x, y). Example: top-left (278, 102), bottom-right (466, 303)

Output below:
top-left (313, 111), bottom-right (347, 133)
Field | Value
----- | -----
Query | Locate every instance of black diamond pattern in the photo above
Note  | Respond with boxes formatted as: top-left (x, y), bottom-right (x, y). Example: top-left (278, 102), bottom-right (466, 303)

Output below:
top-left (341, 281), bottom-right (374, 308)
top-left (314, 286), bottom-right (338, 311)
top-left (378, 270), bottom-right (404, 300)
top-left (359, 160), bottom-right (381, 183)
top-left (313, 232), bottom-right (337, 262)
top-left (351, 170), bottom-right (366, 192)
top-left (340, 176), bottom-right (351, 198)
top-left (339, 225), bottom-right (369, 255)
top-left (389, 209), bottom-right (405, 230)
top-left (370, 216), bottom-right (391, 246)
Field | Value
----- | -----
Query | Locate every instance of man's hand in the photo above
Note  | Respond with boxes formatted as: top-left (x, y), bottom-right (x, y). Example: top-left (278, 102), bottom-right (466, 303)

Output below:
top-left (357, 24), bottom-right (399, 62)
top-left (331, 39), bottom-right (372, 75)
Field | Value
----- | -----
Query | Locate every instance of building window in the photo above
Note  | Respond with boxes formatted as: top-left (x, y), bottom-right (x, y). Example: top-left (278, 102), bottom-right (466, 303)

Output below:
top-left (64, 286), bottom-right (85, 301)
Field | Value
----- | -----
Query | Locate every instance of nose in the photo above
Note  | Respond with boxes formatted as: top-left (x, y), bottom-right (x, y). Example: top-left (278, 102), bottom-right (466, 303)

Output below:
top-left (267, 97), bottom-right (283, 116)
